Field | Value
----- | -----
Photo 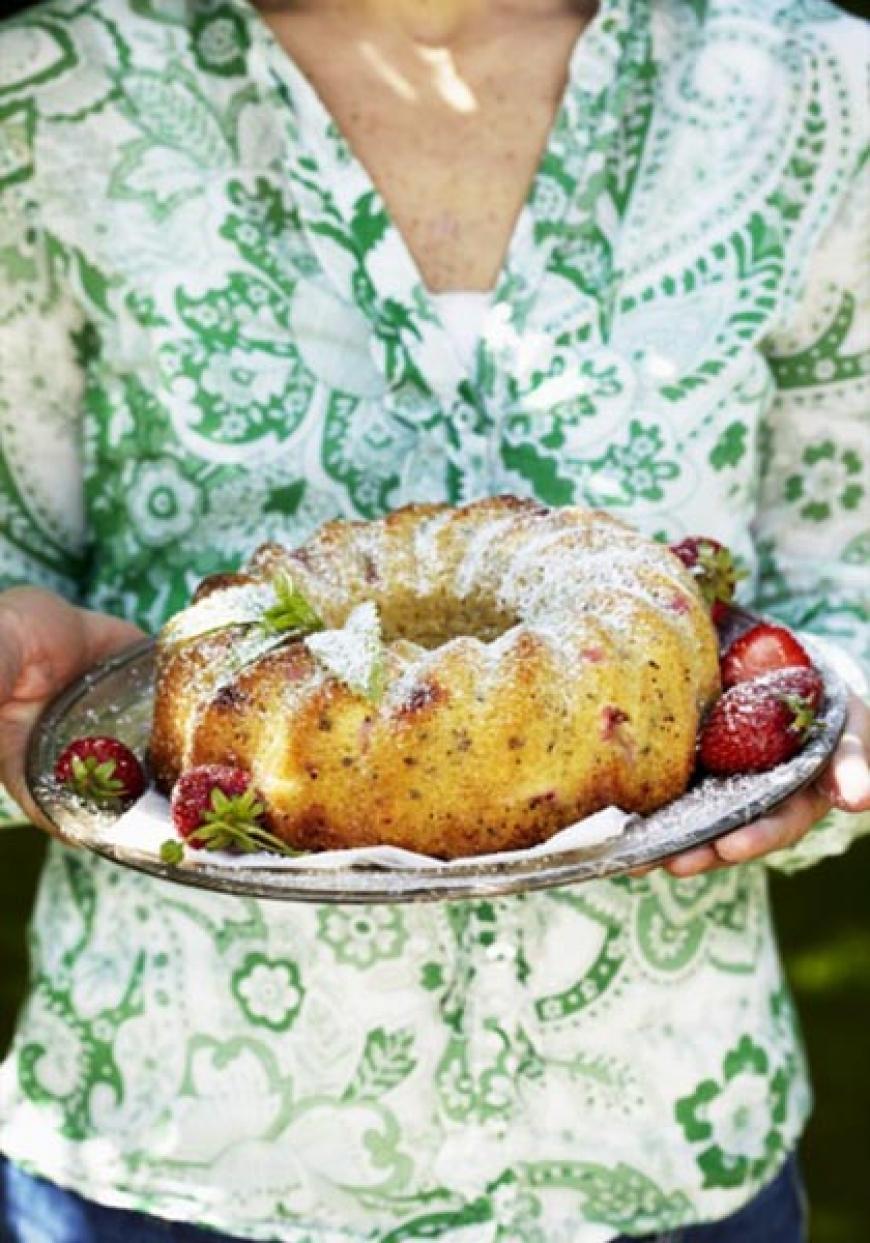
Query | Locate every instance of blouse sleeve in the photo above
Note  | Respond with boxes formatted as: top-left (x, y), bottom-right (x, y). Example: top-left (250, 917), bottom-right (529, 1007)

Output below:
top-left (0, 125), bottom-right (88, 824)
top-left (753, 155), bottom-right (870, 873)
top-left (0, 203), bottom-right (87, 594)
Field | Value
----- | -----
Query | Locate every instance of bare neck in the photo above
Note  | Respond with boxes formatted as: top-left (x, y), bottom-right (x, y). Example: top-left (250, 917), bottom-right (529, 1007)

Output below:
top-left (255, 1), bottom-right (587, 46)
top-left (250, 0), bottom-right (596, 291)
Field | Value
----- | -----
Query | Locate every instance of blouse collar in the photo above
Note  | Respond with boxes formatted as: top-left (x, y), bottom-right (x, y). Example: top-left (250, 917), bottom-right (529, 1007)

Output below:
top-left (223, 0), bottom-right (649, 405)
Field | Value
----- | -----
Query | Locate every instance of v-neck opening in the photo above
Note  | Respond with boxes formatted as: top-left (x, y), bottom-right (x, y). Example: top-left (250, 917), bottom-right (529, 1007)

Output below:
top-left (235, 1), bottom-right (625, 358)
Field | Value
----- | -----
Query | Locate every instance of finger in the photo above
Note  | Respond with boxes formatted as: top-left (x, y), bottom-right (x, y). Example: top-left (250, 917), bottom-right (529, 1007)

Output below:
top-left (0, 608), bottom-right (25, 702)
top-left (627, 862), bottom-right (657, 878)
top-left (665, 843), bottom-right (724, 877)
top-left (713, 784), bottom-right (830, 865)
top-left (814, 693), bottom-right (870, 810)
top-left (0, 590), bottom-right (145, 705)
top-left (0, 701), bottom-right (63, 837)
top-left (80, 608), bottom-right (147, 668)
top-left (0, 596), bottom-right (144, 843)
top-left (817, 733), bottom-right (870, 811)
top-left (0, 589), bottom-right (74, 702)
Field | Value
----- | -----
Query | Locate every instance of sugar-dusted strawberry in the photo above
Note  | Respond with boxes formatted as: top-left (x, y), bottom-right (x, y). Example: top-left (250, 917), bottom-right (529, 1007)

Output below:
top-left (54, 736), bottom-right (146, 806)
top-left (699, 667), bottom-right (824, 776)
top-left (167, 765), bottom-right (300, 855)
top-left (170, 765), bottom-right (250, 841)
top-left (778, 665), bottom-right (825, 712)
top-left (669, 536), bottom-right (745, 623)
top-left (720, 622), bottom-right (813, 687)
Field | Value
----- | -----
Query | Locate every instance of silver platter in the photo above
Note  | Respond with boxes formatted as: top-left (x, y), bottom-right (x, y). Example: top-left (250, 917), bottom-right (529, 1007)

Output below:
top-left (25, 618), bottom-right (847, 904)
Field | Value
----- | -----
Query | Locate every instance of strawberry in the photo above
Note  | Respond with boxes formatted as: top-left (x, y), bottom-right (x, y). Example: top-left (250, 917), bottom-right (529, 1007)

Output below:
top-left (777, 665), bottom-right (825, 712)
top-left (166, 765), bottom-right (300, 856)
top-left (669, 536), bottom-right (745, 623)
top-left (720, 622), bottom-right (813, 687)
top-left (54, 736), bottom-right (146, 806)
top-left (698, 667), bottom-right (824, 776)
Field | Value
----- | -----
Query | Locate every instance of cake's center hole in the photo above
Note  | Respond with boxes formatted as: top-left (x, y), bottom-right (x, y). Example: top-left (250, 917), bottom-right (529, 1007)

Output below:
top-left (372, 592), bottom-right (519, 649)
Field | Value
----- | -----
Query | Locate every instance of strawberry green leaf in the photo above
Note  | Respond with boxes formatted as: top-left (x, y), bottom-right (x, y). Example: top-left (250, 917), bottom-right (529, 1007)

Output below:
top-left (69, 754), bottom-right (126, 803)
top-left (160, 839), bottom-right (185, 865)
top-left (781, 694), bottom-right (816, 735)
top-left (260, 573), bottom-right (324, 636)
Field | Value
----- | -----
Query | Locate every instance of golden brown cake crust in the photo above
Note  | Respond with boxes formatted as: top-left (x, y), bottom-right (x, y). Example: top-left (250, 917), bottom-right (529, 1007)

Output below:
top-left (150, 498), bottom-right (720, 858)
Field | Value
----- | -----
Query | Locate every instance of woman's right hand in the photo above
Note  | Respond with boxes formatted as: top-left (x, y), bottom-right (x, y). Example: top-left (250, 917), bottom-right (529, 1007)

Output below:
top-left (0, 587), bottom-right (145, 834)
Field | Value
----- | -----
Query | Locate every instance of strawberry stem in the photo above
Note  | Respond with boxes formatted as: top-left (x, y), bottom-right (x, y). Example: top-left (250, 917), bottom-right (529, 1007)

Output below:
top-left (695, 543), bottom-right (747, 608)
top-left (260, 573), bottom-right (324, 637)
top-left (188, 787), bottom-right (306, 856)
top-left (68, 754), bottom-right (126, 805)
top-left (188, 821), bottom-right (304, 856)
top-left (160, 839), bottom-right (185, 865)
top-left (781, 693), bottom-right (816, 736)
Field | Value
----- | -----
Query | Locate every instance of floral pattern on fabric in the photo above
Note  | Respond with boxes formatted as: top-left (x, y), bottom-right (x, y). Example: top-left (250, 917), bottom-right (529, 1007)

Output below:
top-left (231, 953), bottom-right (304, 1031)
top-left (676, 1035), bottom-right (794, 1190)
top-left (0, 0), bottom-right (867, 1237)
top-left (317, 906), bottom-right (409, 970)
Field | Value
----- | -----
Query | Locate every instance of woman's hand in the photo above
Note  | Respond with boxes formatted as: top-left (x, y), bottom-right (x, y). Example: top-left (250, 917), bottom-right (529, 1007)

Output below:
top-left (0, 587), bottom-right (144, 834)
top-left (649, 692), bottom-right (870, 878)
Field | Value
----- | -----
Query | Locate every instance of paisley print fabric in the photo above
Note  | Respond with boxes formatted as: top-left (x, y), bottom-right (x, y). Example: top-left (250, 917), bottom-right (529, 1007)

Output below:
top-left (0, 1), bottom-right (868, 1238)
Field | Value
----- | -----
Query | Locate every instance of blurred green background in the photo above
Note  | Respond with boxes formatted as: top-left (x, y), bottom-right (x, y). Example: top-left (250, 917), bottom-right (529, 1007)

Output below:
top-left (2, 829), bottom-right (869, 1240)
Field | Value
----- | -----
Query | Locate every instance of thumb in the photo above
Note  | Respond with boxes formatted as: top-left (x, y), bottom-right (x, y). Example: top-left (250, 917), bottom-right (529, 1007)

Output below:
top-left (78, 606), bottom-right (148, 669)
top-left (0, 607), bottom-right (25, 703)
top-left (0, 699), bottom-right (57, 834)
top-left (0, 592), bottom-right (147, 838)
top-left (814, 694), bottom-right (870, 812)
top-left (0, 590), bottom-right (146, 704)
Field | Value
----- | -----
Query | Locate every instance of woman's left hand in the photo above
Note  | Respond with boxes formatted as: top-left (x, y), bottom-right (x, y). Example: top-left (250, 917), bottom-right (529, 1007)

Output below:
top-left (642, 692), bottom-right (870, 878)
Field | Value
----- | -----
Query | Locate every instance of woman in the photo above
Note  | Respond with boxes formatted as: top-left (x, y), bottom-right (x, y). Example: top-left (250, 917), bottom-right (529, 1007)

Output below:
top-left (0, 0), bottom-right (868, 1239)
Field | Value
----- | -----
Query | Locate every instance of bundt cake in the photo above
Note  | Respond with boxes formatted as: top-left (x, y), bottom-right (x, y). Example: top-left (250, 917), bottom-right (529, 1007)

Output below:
top-left (150, 498), bottom-right (721, 858)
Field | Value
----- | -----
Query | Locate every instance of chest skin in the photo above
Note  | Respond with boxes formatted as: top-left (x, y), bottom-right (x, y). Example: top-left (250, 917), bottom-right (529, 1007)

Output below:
top-left (256, 2), bottom-right (594, 292)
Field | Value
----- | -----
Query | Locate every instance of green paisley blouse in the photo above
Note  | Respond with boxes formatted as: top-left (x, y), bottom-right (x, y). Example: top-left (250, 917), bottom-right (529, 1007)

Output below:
top-left (0, 1), bottom-right (868, 1239)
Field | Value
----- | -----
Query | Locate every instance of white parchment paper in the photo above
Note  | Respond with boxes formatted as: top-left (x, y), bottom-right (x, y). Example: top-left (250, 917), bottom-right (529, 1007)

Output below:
top-left (113, 789), bottom-right (634, 871)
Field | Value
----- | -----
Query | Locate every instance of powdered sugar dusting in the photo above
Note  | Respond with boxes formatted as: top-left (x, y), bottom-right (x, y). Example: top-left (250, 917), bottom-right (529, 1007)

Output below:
top-left (454, 514), bottom-right (529, 598)
top-left (143, 499), bottom-right (723, 861)
top-left (168, 503), bottom-right (707, 673)
top-left (305, 601), bottom-right (384, 699)
top-left (162, 583), bottom-right (273, 645)
top-left (411, 508), bottom-right (457, 594)
top-left (28, 632), bottom-right (848, 900)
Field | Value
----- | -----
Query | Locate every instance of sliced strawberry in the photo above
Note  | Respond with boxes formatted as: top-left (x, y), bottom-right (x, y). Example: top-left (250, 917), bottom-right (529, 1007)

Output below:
top-left (54, 736), bottom-right (146, 806)
top-left (669, 536), bottom-right (745, 623)
top-left (168, 765), bottom-right (300, 856)
top-left (721, 623), bottom-right (813, 687)
top-left (699, 667), bottom-right (824, 776)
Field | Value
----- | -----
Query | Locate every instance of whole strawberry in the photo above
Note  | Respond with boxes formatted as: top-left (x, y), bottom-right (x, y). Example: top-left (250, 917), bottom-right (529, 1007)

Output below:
top-left (721, 622), bottom-right (813, 687)
top-left (699, 667), bottom-right (824, 776)
top-left (167, 765), bottom-right (299, 856)
top-left (54, 736), bottom-right (146, 807)
top-left (669, 536), bottom-right (745, 624)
